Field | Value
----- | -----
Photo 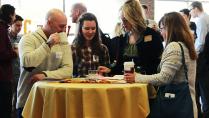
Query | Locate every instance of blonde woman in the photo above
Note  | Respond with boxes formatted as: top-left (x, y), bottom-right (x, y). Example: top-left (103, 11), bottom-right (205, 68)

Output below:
top-left (109, 0), bottom-right (163, 75)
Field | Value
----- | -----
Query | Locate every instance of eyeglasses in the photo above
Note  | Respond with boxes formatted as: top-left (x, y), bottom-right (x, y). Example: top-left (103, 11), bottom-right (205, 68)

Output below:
top-left (159, 26), bottom-right (165, 32)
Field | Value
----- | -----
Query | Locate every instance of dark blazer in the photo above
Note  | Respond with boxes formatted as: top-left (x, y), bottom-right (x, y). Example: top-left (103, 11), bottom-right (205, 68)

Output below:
top-left (109, 27), bottom-right (163, 75)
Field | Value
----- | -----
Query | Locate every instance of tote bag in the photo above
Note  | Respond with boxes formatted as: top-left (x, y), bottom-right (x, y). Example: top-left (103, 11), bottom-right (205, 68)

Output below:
top-left (148, 43), bottom-right (194, 118)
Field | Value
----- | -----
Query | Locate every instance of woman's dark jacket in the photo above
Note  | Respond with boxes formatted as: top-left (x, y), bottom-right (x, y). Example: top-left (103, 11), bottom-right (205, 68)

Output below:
top-left (109, 27), bottom-right (163, 75)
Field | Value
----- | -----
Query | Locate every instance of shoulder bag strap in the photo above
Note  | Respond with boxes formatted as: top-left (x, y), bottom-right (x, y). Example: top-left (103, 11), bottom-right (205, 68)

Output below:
top-left (178, 42), bottom-right (188, 80)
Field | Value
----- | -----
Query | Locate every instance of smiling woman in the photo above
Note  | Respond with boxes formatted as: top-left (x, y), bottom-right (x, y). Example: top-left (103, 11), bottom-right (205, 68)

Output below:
top-left (82, 21), bottom-right (96, 41)
top-left (71, 12), bottom-right (110, 77)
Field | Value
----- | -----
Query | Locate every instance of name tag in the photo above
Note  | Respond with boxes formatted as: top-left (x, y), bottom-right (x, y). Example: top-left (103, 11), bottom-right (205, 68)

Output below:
top-left (165, 93), bottom-right (175, 98)
top-left (56, 52), bottom-right (62, 59)
top-left (144, 35), bottom-right (152, 42)
top-left (93, 55), bottom-right (99, 62)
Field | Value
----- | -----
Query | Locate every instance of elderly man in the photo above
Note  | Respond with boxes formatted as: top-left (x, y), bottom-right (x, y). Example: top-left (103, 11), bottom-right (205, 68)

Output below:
top-left (16, 9), bottom-right (73, 118)
top-left (70, 3), bottom-right (87, 23)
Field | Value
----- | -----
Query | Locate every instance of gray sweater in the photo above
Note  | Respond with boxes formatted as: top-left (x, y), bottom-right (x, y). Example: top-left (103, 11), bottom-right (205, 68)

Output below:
top-left (16, 28), bottom-right (73, 108)
top-left (136, 42), bottom-right (197, 118)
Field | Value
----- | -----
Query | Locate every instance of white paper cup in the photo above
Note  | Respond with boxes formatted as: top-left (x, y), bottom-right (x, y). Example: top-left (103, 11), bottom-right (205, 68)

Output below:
top-left (124, 61), bottom-right (135, 74)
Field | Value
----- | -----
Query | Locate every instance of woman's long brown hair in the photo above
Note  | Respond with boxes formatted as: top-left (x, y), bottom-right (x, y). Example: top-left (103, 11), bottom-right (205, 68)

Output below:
top-left (163, 12), bottom-right (197, 60)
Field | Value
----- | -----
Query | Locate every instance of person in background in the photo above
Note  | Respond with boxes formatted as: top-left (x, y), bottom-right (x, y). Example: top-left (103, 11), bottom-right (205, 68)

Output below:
top-left (142, 4), bottom-right (163, 48)
top-left (70, 2), bottom-right (87, 23)
top-left (0, 4), bottom-right (17, 118)
top-left (70, 2), bottom-right (111, 51)
top-left (108, 22), bottom-right (125, 75)
top-left (142, 4), bottom-right (158, 31)
top-left (179, 8), bottom-right (197, 40)
top-left (9, 15), bottom-right (23, 44)
top-left (108, 0), bottom-right (163, 75)
top-left (190, 1), bottom-right (209, 54)
top-left (190, 1), bottom-right (209, 117)
top-left (124, 12), bottom-right (197, 118)
top-left (112, 22), bottom-right (124, 38)
top-left (8, 14), bottom-right (23, 118)
top-left (72, 12), bottom-right (110, 77)
top-left (158, 16), bottom-right (166, 47)
top-left (16, 9), bottom-right (73, 118)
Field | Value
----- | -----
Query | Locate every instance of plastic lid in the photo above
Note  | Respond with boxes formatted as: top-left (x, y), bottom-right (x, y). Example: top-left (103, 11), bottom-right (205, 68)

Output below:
top-left (124, 61), bottom-right (134, 66)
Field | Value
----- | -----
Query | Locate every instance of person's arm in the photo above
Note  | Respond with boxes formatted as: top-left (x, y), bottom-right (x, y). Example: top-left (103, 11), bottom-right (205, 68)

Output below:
top-left (102, 44), bottom-right (110, 67)
top-left (19, 33), bottom-right (51, 69)
top-left (125, 42), bottom-right (182, 86)
top-left (98, 45), bottom-right (111, 74)
top-left (71, 45), bottom-right (79, 77)
top-left (43, 43), bottom-right (73, 79)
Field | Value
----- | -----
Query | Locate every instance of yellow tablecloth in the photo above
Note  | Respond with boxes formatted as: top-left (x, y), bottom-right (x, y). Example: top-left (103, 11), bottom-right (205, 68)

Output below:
top-left (22, 81), bottom-right (150, 118)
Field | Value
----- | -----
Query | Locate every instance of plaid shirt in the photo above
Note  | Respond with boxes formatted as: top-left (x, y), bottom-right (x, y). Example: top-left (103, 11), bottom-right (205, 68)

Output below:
top-left (72, 44), bottom-right (110, 77)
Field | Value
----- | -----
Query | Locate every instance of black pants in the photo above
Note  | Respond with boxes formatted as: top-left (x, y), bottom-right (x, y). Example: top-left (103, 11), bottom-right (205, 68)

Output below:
top-left (196, 77), bottom-right (209, 118)
top-left (0, 81), bottom-right (12, 118)
top-left (196, 54), bottom-right (209, 118)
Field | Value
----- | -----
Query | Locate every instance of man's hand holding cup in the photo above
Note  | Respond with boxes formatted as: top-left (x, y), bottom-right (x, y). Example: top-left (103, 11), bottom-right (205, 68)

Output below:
top-left (47, 33), bottom-right (60, 47)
